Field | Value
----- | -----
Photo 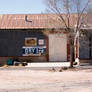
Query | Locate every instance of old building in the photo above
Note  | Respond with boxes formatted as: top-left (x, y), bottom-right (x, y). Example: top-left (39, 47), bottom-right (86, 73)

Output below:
top-left (75, 13), bottom-right (92, 64)
top-left (0, 14), bottom-right (72, 64)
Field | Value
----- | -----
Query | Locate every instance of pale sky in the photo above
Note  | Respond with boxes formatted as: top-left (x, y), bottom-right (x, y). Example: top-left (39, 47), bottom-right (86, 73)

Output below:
top-left (0, 0), bottom-right (46, 14)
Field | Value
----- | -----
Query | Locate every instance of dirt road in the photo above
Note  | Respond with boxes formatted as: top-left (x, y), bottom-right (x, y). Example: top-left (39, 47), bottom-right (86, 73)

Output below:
top-left (0, 68), bottom-right (92, 92)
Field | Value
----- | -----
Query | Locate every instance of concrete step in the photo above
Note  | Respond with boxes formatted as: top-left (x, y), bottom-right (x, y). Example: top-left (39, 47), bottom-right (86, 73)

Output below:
top-left (26, 62), bottom-right (70, 68)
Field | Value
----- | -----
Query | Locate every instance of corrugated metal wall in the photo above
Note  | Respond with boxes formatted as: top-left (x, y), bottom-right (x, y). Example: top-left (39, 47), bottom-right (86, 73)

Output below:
top-left (0, 29), bottom-right (46, 56)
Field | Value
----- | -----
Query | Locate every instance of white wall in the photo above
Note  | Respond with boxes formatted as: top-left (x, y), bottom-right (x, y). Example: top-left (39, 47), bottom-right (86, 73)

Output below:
top-left (49, 34), bottom-right (67, 61)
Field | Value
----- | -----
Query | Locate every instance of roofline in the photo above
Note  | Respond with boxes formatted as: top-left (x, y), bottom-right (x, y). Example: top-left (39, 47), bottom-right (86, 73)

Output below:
top-left (0, 27), bottom-right (67, 30)
top-left (0, 13), bottom-right (86, 15)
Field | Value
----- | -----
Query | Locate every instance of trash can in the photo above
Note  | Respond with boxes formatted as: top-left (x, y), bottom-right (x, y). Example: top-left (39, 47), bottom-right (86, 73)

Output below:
top-left (8, 59), bottom-right (13, 65)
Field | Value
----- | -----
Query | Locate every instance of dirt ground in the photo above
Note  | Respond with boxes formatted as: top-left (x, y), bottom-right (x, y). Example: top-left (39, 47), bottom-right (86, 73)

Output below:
top-left (0, 67), bottom-right (92, 92)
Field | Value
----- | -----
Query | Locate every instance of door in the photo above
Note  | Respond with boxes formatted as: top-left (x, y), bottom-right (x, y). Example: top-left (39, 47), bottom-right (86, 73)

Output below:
top-left (49, 34), bottom-right (67, 61)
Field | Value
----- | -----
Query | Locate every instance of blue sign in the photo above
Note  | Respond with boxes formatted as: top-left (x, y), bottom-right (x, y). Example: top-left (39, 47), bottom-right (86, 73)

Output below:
top-left (22, 46), bottom-right (46, 56)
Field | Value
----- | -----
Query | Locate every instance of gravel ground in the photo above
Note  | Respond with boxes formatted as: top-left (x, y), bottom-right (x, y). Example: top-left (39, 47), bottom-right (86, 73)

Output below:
top-left (0, 67), bottom-right (92, 92)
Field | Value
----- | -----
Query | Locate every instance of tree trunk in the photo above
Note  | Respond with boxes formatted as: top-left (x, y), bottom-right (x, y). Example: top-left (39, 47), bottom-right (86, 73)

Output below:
top-left (70, 38), bottom-right (74, 68)
top-left (70, 45), bottom-right (74, 67)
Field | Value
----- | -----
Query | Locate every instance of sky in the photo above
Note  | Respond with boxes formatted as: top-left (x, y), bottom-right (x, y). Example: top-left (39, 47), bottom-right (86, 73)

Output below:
top-left (0, 0), bottom-right (46, 14)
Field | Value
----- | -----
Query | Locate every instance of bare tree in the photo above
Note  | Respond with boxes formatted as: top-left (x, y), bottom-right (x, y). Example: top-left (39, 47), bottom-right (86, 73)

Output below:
top-left (45, 0), bottom-right (92, 67)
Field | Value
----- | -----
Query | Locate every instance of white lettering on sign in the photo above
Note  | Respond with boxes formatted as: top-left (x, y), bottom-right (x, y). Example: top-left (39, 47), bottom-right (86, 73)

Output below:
top-left (22, 46), bottom-right (46, 56)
